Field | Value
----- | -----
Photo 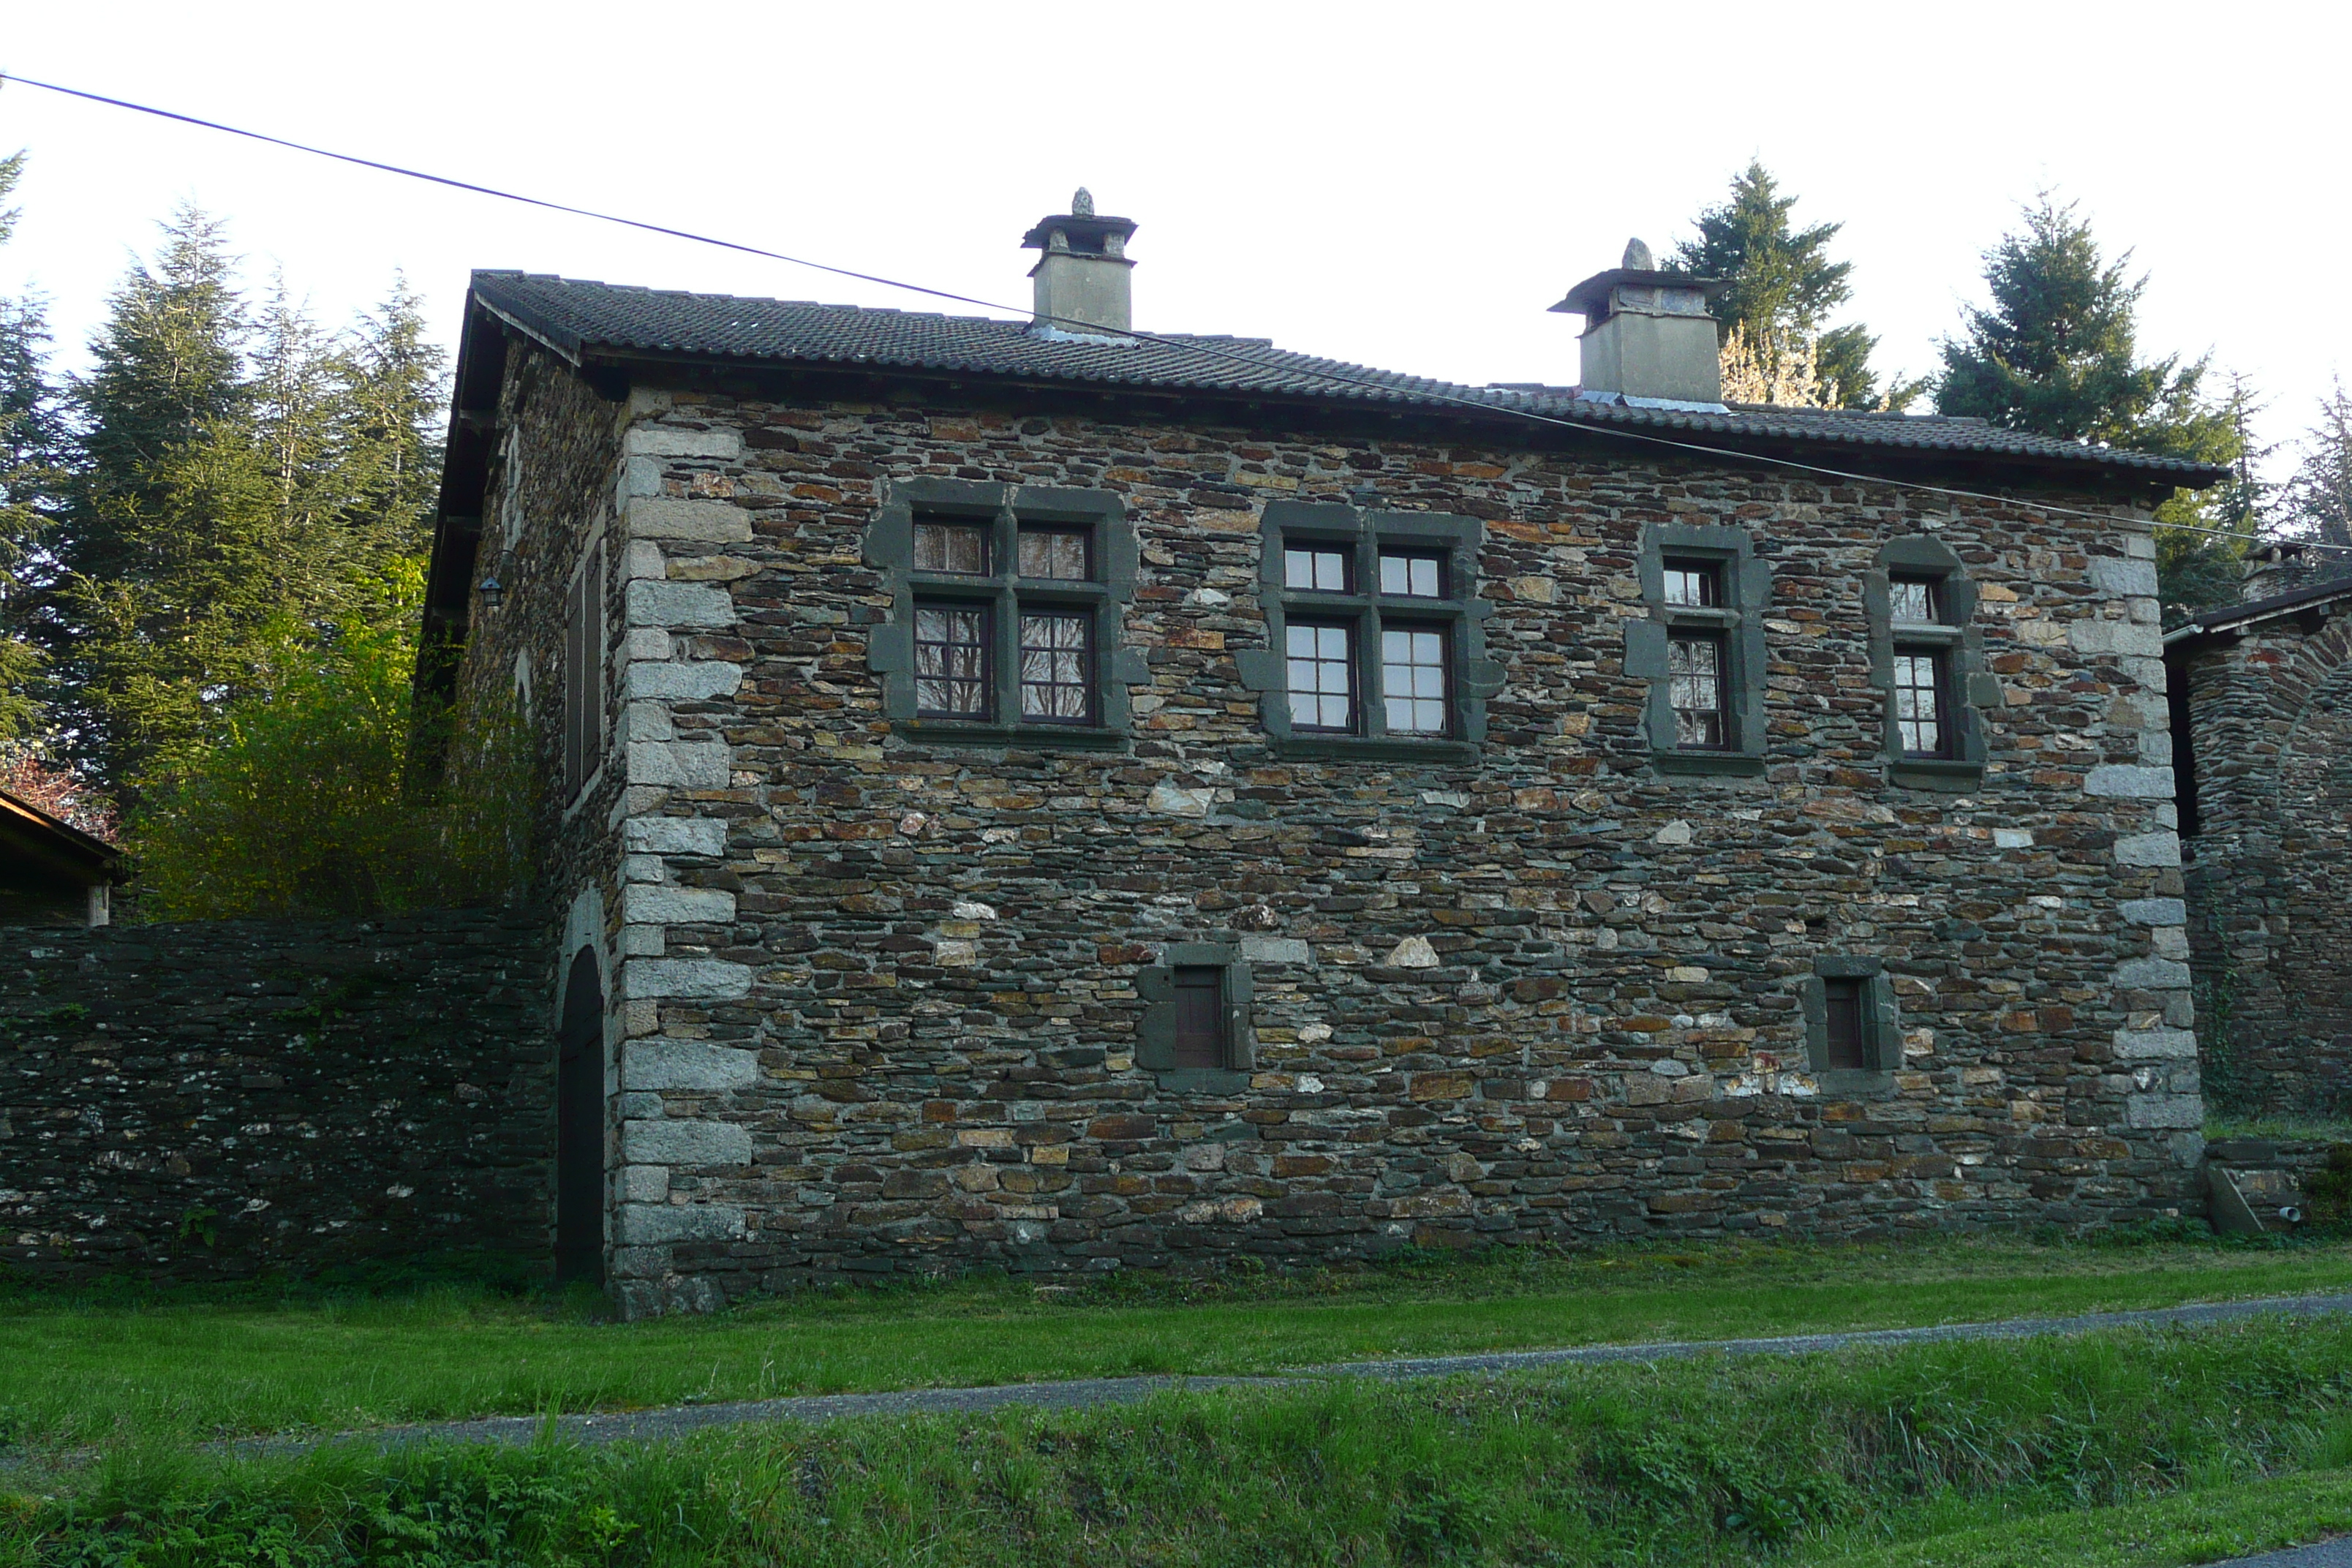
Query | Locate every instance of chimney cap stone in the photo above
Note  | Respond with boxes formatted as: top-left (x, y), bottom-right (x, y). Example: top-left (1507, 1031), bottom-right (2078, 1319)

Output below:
top-left (1022, 190), bottom-right (1137, 256)
top-left (1622, 237), bottom-right (1655, 270)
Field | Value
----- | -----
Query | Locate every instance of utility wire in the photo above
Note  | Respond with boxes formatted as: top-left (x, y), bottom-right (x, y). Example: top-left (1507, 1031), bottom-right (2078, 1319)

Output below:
top-left (5, 68), bottom-right (2345, 560)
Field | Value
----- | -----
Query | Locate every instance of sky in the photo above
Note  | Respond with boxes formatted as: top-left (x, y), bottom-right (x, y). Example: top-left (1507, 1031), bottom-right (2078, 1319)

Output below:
top-left (0, 0), bottom-right (2341, 472)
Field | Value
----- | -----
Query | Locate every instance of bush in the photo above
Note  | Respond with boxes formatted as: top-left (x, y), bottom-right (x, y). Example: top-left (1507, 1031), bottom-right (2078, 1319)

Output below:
top-left (124, 563), bottom-right (535, 919)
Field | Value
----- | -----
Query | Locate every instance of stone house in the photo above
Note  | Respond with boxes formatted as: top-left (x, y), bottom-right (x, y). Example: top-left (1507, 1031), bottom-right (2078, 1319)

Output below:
top-left (2169, 573), bottom-right (2352, 1114)
top-left (418, 195), bottom-right (2228, 1315)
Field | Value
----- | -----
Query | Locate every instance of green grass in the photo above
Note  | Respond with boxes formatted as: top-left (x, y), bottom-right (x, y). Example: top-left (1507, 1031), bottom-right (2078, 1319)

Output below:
top-left (10, 1315), bottom-right (2352, 1566)
top-left (8, 1230), bottom-right (2352, 1451)
top-left (2207, 1115), bottom-right (2352, 1145)
top-left (1809, 1466), bottom-right (2352, 1567)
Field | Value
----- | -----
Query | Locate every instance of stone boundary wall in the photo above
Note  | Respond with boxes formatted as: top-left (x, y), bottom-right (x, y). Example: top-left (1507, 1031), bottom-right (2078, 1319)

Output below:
top-left (0, 909), bottom-right (555, 1284)
top-left (2179, 604), bottom-right (2352, 1115)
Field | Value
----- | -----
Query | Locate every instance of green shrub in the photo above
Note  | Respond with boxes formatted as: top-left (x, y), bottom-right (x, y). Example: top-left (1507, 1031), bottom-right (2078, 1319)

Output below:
top-left (124, 562), bottom-right (535, 920)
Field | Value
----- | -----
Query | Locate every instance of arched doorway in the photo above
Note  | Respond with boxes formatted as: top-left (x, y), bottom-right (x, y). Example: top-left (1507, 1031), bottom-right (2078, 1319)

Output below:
top-left (555, 949), bottom-right (606, 1284)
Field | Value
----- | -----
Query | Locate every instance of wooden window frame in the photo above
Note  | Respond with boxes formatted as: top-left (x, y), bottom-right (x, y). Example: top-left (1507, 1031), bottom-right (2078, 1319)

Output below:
top-left (1285, 617), bottom-right (1360, 734)
top-left (913, 599), bottom-right (994, 720)
top-left (1137, 943), bottom-right (1255, 1088)
top-left (1245, 503), bottom-right (1492, 761)
top-left (1867, 538), bottom-right (1989, 791)
top-left (1632, 526), bottom-right (1769, 776)
top-left (1801, 957), bottom-right (1901, 1092)
top-left (1666, 628), bottom-right (1731, 751)
top-left (868, 480), bottom-right (1142, 748)
top-left (1017, 606), bottom-right (1096, 725)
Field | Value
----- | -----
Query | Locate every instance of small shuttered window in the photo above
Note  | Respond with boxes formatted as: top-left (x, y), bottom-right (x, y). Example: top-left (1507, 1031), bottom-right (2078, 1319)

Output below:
top-left (563, 543), bottom-right (604, 800)
top-left (1823, 977), bottom-right (1868, 1071)
top-left (1170, 966), bottom-right (1227, 1069)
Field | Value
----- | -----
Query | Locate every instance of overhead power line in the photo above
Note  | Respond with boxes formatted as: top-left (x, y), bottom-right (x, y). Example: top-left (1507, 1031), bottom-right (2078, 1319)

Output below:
top-left (4, 68), bottom-right (2343, 559)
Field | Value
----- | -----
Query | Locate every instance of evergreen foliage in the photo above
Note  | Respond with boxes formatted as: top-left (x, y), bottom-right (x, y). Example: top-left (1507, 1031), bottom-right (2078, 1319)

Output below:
top-left (1935, 196), bottom-right (2249, 621)
top-left (1674, 160), bottom-right (1916, 410)
top-left (2281, 380), bottom-right (2352, 559)
top-left (29, 207), bottom-right (448, 803)
top-left (0, 150), bottom-right (65, 745)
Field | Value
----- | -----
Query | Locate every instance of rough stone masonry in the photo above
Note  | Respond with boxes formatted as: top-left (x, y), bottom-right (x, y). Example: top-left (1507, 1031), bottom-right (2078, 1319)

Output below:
top-left (423, 224), bottom-right (2225, 1315)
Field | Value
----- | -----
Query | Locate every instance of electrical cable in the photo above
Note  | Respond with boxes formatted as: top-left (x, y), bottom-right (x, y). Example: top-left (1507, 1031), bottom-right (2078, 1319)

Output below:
top-left (4, 68), bottom-right (2345, 559)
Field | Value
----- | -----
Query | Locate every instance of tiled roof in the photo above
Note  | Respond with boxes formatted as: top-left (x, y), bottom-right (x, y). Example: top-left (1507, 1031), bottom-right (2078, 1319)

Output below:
top-left (468, 271), bottom-right (2229, 482)
top-left (2165, 573), bottom-right (2352, 640)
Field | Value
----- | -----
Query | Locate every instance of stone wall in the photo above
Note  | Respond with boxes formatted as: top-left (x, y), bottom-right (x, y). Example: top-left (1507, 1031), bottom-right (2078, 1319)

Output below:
top-left (2177, 601), bottom-right (2352, 1113)
top-left (455, 353), bottom-right (2206, 1313)
top-left (0, 909), bottom-right (554, 1284)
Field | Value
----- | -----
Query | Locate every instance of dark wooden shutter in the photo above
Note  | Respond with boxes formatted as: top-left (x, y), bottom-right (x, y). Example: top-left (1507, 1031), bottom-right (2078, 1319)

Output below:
top-left (562, 548), bottom-right (603, 799)
top-left (1171, 966), bottom-right (1226, 1068)
top-left (1824, 978), bottom-right (1867, 1070)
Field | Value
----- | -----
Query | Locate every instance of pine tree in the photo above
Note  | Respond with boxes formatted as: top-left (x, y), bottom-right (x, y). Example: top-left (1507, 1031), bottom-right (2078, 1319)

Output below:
top-left (1674, 161), bottom-right (1914, 410)
top-left (52, 208), bottom-right (289, 793)
top-left (331, 275), bottom-right (447, 579)
top-left (1936, 197), bottom-right (2244, 620)
top-left (0, 150), bottom-right (64, 745)
top-left (2281, 380), bottom-right (2352, 559)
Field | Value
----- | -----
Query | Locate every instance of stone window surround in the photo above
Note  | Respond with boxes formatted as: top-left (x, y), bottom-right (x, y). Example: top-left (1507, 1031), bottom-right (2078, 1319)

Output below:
top-left (1866, 536), bottom-right (1994, 791)
top-left (1626, 522), bottom-right (1771, 777)
top-left (866, 478), bottom-right (1146, 749)
top-left (1237, 501), bottom-right (1500, 763)
top-left (1135, 942), bottom-right (1255, 1092)
top-left (1797, 955), bottom-right (1903, 1096)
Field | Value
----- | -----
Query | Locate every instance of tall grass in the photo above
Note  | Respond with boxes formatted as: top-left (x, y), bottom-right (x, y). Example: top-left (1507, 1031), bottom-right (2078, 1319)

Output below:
top-left (10, 1319), bottom-right (2352, 1566)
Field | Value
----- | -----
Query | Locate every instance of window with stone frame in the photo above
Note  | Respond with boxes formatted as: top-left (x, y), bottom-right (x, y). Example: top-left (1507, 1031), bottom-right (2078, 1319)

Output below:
top-left (562, 540), bottom-right (605, 802)
top-left (1629, 527), bottom-right (1769, 774)
top-left (1801, 957), bottom-right (1901, 1085)
top-left (1243, 502), bottom-right (1496, 758)
top-left (867, 480), bottom-right (1143, 745)
top-left (1136, 943), bottom-right (1254, 1088)
top-left (1867, 540), bottom-right (1989, 788)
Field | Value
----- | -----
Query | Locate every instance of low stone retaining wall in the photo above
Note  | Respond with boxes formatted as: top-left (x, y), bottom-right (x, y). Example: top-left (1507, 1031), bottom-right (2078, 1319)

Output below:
top-left (0, 910), bottom-right (554, 1284)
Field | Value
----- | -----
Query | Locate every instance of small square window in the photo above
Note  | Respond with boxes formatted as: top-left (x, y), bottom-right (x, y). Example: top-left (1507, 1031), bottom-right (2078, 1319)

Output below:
top-left (1380, 625), bottom-right (1449, 736)
top-left (1893, 647), bottom-right (1950, 757)
top-left (1667, 632), bottom-right (1727, 748)
top-left (1284, 546), bottom-right (1351, 593)
top-left (1823, 977), bottom-right (1868, 1070)
top-left (914, 519), bottom-right (990, 575)
top-left (1379, 551), bottom-right (1443, 598)
top-left (914, 603), bottom-right (990, 717)
top-left (1018, 610), bottom-right (1093, 723)
top-left (1171, 966), bottom-right (1226, 1068)
top-left (1286, 621), bottom-right (1357, 731)
top-left (1890, 576), bottom-right (1941, 625)
top-left (1019, 527), bottom-right (1091, 581)
top-left (1663, 559), bottom-right (1721, 608)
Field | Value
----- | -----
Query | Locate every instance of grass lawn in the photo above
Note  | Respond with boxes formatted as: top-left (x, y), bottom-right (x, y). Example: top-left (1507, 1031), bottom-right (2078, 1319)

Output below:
top-left (1808, 1466), bottom-right (2352, 1567)
top-left (10, 1313), bottom-right (2352, 1566)
top-left (7, 1230), bottom-right (2352, 1450)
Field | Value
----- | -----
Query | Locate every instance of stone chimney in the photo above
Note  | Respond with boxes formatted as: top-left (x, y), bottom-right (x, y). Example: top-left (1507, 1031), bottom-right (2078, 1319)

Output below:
top-left (1550, 238), bottom-right (1728, 406)
top-left (1022, 188), bottom-right (1139, 336)
top-left (2242, 541), bottom-right (2311, 603)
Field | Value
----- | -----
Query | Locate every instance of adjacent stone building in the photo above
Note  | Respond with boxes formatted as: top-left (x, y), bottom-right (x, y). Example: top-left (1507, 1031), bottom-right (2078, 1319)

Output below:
top-left (2169, 574), bottom-right (2352, 1115)
top-left (419, 198), bottom-right (2228, 1314)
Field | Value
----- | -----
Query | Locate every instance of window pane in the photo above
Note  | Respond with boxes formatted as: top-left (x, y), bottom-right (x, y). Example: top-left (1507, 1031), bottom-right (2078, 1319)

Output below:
top-left (1891, 577), bottom-right (1940, 624)
top-left (914, 604), bottom-right (990, 716)
top-left (1019, 528), bottom-right (1090, 581)
top-left (1667, 633), bottom-right (1726, 748)
top-left (1287, 621), bottom-right (1355, 731)
top-left (1019, 611), bottom-right (1092, 722)
top-left (1893, 647), bottom-right (1946, 756)
top-left (1379, 551), bottom-right (1441, 598)
top-left (1824, 978), bottom-right (1867, 1070)
top-left (1664, 560), bottom-right (1720, 607)
top-left (914, 520), bottom-right (989, 574)
top-left (1381, 626), bottom-right (1448, 736)
top-left (1285, 546), bottom-right (1349, 592)
top-left (1172, 966), bottom-right (1225, 1069)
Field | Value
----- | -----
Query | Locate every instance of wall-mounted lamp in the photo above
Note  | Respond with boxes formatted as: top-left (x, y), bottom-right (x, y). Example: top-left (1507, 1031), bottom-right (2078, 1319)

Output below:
top-left (478, 573), bottom-right (505, 611)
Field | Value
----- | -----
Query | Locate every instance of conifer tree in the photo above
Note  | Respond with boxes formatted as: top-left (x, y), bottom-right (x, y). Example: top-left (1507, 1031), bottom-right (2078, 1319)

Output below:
top-left (1936, 197), bottom-right (2244, 619)
top-left (1674, 160), bottom-right (1913, 410)
top-left (331, 275), bottom-right (446, 576)
top-left (0, 151), bottom-right (64, 743)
